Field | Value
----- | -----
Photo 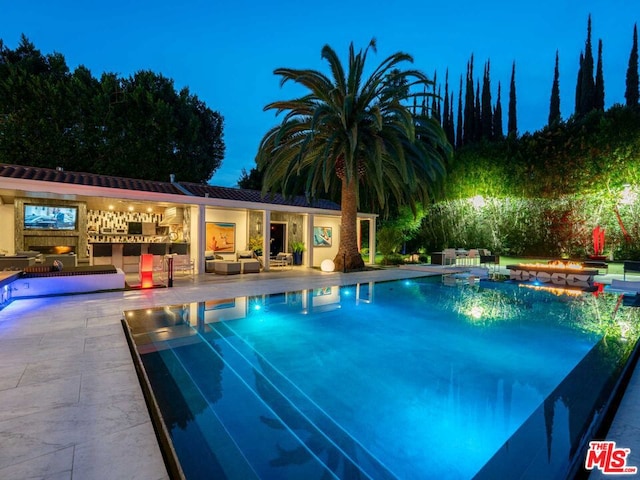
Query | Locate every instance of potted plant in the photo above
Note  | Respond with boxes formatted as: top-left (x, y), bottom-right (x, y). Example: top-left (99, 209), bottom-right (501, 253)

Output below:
top-left (248, 235), bottom-right (263, 256)
top-left (291, 241), bottom-right (305, 265)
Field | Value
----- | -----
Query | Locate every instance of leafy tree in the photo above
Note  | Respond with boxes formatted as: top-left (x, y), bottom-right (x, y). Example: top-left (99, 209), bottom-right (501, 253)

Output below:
top-left (595, 39), bottom-right (605, 111)
top-left (256, 40), bottom-right (452, 271)
top-left (626, 23), bottom-right (639, 106)
top-left (549, 50), bottom-right (561, 126)
top-left (0, 35), bottom-right (225, 183)
top-left (237, 167), bottom-right (264, 190)
top-left (508, 61), bottom-right (517, 137)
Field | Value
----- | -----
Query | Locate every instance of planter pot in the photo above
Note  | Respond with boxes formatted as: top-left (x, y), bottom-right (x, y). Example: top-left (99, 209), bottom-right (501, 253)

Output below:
top-left (293, 251), bottom-right (303, 265)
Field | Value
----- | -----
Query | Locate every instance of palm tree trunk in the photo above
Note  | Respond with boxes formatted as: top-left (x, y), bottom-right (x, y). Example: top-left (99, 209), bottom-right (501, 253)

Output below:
top-left (334, 177), bottom-right (365, 271)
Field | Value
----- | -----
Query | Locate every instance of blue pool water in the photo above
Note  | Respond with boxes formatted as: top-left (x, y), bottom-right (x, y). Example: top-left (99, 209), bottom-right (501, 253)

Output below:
top-left (125, 277), bottom-right (640, 479)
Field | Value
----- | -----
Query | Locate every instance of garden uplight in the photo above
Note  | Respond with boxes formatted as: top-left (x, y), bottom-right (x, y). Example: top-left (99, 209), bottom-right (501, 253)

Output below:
top-left (620, 184), bottom-right (637, 205)
top-left (470, 195), bottom-right (486, 209)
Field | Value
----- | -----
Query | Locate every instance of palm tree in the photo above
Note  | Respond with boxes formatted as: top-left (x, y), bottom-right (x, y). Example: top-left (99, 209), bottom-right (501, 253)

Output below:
top-left (256, 40), bottom-right (452, 271)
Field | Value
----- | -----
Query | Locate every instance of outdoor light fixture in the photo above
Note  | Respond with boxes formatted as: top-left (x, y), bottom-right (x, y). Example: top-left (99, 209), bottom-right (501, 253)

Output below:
top-left (470, 195), bottom-right (486, 209)
top-left (256, 220), bottom-right (262, 233)
top-left (620, 184), bottom-right (637, 206)
top-left (292, 222), bottom-right (297, 234)
top-left (321, 259), bottom-right (335, 272)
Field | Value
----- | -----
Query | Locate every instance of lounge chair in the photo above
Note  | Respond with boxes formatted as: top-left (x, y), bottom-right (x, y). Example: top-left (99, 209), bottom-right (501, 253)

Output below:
top-left (605, 279), bottom-right (640, 296)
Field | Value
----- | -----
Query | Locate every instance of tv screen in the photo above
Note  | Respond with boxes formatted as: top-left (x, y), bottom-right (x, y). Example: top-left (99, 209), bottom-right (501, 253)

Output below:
top-left (24, 205), bottom-right (78, 231)
top-left (128, 222), bottom-right (142, 235)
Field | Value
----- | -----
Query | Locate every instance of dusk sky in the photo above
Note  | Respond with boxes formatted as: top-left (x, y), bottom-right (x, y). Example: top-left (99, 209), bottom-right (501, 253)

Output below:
top-left (3, 1), bottom-right (639, 187)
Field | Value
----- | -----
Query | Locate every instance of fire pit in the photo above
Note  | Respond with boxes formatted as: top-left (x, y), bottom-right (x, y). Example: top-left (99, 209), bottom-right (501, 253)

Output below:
top-left (506, 260), bottom-right (599, 286)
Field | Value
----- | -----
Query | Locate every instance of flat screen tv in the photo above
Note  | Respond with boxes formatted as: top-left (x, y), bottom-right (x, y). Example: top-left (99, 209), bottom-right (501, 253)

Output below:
top-left (24, 204), bottom-right (78, 231)
top-left (128, 222), bottom-right (142, 235)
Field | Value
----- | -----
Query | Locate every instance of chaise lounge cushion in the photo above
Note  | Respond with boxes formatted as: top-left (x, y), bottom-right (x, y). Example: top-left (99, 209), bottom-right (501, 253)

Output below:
top-left (213, 261), bottom-right (241, 275)
top-left (240, 259), bottom-right (260, 274)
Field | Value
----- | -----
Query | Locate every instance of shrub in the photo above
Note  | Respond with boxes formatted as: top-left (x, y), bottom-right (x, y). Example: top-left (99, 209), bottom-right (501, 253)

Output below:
top-left (382, 253), bottom-right (404, 265)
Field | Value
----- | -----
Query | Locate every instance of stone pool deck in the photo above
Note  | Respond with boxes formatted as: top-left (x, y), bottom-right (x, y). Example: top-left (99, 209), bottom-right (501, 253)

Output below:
top-left (0, 265), bottom-right (638, 479)
top-left (0, 267), bottom-right (432, 479)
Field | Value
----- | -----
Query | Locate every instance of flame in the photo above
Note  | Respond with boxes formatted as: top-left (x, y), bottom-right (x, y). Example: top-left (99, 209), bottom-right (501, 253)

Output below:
top-left (519, 284), bottom-right (584, 297)
top-left (517, 260), bottom-right (584, 271)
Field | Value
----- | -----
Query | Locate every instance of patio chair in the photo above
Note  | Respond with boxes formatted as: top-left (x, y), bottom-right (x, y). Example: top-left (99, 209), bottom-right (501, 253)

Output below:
top-left (172, 254), bottom-right (194, 276)
top-left (275, 252), bottom-right (293, 265)
top-left (443, 248), bottom-right (457, 266)
top-left (466, 249), bottom-right (480, 265)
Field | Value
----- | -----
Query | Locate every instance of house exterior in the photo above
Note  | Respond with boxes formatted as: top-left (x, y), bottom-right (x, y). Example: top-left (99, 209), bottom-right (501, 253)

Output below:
top-left (0, 163), bottom-right (377, 273)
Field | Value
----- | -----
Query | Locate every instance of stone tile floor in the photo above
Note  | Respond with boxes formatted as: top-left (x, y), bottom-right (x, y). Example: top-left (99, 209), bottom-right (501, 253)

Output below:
top-left (0, 266), bottom-right (638, 479)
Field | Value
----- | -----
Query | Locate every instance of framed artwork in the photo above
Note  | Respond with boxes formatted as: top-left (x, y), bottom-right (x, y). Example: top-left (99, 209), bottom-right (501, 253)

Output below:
top-left (313, 287), bottom-right (332, 297)
top-left (205, 298), bottom-right (236, 310)
top-left (206, 222), bottom-right (236, 253)
top-left (313, 226), bottom-right (332, 247)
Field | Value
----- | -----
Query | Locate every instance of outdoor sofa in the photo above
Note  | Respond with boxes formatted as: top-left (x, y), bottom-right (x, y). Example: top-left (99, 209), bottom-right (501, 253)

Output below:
top-left (204, 250), bottom-right (260, 275)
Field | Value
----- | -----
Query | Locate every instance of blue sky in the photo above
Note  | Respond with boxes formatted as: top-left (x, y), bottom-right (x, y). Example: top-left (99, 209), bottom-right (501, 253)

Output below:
top-left (3, 1), bottom-right (638, 186)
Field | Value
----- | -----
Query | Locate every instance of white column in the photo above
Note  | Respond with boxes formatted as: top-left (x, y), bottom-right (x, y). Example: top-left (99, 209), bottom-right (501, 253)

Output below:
top-left (306, 214), bottom-right (314, 267)
top-left (369, 217), bottom-right (376, 265)
top-left (262, 210), bottom-right (271, 271)
top-left (196, 205), bottom-right (206, 273)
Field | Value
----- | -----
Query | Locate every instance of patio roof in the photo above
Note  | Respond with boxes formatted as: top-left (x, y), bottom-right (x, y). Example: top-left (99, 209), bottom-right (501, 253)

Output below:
top-left (0, 163), bottom-right (341, 211)
top-left (180, 182), bottom-right (340, 211)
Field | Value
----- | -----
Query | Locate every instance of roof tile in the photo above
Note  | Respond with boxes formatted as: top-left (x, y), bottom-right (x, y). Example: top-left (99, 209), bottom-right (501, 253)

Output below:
top-left (0, 163), bottom-right (340, 210)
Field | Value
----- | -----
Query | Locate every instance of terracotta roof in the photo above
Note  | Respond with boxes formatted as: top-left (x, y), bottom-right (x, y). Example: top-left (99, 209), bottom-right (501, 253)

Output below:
top-left (0, 164), bottom-right (184, 195)
top-left (0, 163), bottom-right (341, 210)
top-left (180, 182), bottom-right (340, 211)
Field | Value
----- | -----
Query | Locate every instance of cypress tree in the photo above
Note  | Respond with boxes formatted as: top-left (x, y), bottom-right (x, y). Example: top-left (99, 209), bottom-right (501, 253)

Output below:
top-left (481, 60), bottom-right (493, 139)
top-left (579, 14), bottom-right (596, 115)
top-left (463, 56), bottom-right (475, 145)
top-left (493, 81), bottom-right (504, 139)
top-left (575, 52), bottom-right (583, 114)
top-left (594, 38), bottom-right (605, 111)
top-left (508, 61), bottom-right (517, 137)
top-left (457, 75), bottom-right (463, 148)
top-left (449, 92), bottom-right (456, 147)
top-left (626, 23), bottom-right (639, 106)
top-left (475, 79), bottom-right (482, 141)
top-left (442, 69), bottom-right (452, 144)
top-left (549, 50), bottom-right (561, 126)
top-left (430, 70), bottom-right (438, 119)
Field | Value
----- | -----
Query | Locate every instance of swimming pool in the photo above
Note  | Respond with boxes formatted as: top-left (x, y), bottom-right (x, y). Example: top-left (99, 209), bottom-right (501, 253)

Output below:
top-left (124, 277), bottom-right (640, 479)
